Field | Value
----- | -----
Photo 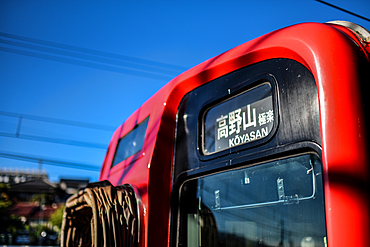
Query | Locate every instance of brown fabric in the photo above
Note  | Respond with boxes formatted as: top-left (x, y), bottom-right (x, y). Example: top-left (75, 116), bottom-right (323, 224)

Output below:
top-left (61, 180), bottom-right (138, 247)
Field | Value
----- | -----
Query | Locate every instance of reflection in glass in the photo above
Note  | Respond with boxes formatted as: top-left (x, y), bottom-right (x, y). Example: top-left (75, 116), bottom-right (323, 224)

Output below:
top-left (179, 154), bottom-right (327, 247)
top-left (111, 117), bottom-right (149, 167)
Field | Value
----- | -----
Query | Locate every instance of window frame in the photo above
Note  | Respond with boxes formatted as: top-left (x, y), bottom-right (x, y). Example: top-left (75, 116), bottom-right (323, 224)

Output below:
top-left (176, 151), bottom-right (327, 247)
top-left (202, 82), bottom-right (276, 155)
top-left (198, 75), bottom-right (279, 160)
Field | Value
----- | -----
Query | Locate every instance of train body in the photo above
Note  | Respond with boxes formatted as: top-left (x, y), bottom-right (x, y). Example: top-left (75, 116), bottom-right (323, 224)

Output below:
top-left (62, 21), bottom-right (370, 247)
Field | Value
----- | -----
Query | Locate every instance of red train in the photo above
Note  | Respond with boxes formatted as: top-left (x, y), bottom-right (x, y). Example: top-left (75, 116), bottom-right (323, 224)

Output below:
top-left (62, 21), bottom-right (370, 247)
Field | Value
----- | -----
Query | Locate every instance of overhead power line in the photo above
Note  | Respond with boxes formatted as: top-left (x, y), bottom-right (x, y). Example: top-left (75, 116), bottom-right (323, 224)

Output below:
top-left (0, 32), bottom-right (187, 71)
top-left (0, 46), bottom-right (173, 81)
top-left (0, 110), bottom-right (116, 131)
top-left (0, 32), bottom-right (188, 80)
top-left (0, 151), bottom-right (101, 171)
top-left (0, 132), bottom-right (107, 149)
top-left (0, 111), bottom-right (112, 149)
top-left (0, 38), bottom-right (180, 77)
top-left (315, 0), bottom-right (370, 22)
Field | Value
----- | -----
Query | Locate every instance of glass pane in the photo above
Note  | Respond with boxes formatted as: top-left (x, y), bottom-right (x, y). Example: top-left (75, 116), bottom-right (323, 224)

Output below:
top-left (204, 83), bottom-right (274, 154)
top-left (111, 118), bottom-right (149, 167)
top-left (179, 154), bottom-right (327, 247)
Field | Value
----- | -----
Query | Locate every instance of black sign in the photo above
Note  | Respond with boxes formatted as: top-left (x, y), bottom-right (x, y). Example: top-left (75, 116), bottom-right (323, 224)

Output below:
top-left (204, 83), bottom-right (274, 154)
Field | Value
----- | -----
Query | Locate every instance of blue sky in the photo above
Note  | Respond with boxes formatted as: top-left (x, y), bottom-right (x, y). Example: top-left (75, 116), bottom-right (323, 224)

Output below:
top-left (0, 1), bottom-right (369, 183)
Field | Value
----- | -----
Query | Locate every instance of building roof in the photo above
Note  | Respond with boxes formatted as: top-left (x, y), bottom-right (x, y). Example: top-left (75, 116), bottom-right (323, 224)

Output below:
top-left (8, 202), bottom-right (38, 218)
top-left (9, 179), bottom-right (57, 193)
top-left (8, 202), bottom-right (61, 221)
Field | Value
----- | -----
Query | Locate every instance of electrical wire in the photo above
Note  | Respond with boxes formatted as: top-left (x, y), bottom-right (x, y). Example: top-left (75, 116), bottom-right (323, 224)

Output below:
top-left (0, 46), bottom-right (173, 81)
top-left (0, 32), bottom-right (187, 80)
top-left (0, 111), bottom-right (111, 176)
top-left (0, 38), bottom-right (180, 76)
top-left (0, 31), bottom-right (186, 71)
top-left (0, 151), bottom-right (101, 171)
top-left (0, 111), bottom-right (111, 148)
top-left (315, 0), bottom-right (370, 22)
top-left (0, 132), bottom-right (107, 149)
top-left (0, 110), bottom-right (116, 131)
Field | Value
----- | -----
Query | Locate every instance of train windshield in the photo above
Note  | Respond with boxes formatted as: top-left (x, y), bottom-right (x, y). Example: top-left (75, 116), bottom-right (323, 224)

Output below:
top-left (178, 154), bottom-right (327, 247)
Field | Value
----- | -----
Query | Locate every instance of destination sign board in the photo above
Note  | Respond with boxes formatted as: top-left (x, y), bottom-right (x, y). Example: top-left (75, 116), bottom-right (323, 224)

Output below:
top-left (203, 83), bottom-right (274, 154)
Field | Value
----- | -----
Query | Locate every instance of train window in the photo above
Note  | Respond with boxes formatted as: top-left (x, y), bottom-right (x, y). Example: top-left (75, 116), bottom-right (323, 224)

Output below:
top-left (111, 117), bottom-right (149, 167)
top-left (203, 83), bottom-right (274, 154)
top-left (178, 153), bottom-right (327, 247)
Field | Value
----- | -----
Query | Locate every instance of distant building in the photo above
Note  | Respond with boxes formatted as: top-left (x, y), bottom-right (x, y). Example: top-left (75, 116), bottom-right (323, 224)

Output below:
top-left (8, 202), bottom-right (60, 227)
top-left (0, 167), bottom-right (48, 184)
top-left (1, 167), bottom-right (90, 227)
top-left (9, 178), bottom-right (57, 203)
top-left (58, 178), bottom-right (90, 201)
top-left (0, 167), bottom-right (90, 245)
top-left (0, 167), bottom-right (90, 203)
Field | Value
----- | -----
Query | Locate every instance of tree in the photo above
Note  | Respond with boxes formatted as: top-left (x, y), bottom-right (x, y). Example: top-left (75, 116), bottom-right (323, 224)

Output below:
top-left (0, 183), bottom-right (13, 231)
top-left (49, 204), bottom-right (65, 231)
top-left (0, 183), bottom-right (23, 237)
top-left (0, 184), bottom-right (11, 209)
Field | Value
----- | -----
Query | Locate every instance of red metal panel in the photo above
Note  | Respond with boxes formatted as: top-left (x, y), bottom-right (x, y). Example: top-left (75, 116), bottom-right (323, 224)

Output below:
top-left (100, 22), bottom-right (370, 247)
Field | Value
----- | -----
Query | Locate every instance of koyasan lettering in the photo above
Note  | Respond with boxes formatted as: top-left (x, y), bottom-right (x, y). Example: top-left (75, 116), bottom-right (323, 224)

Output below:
top-left (228, 127), bottom-right (269, 147)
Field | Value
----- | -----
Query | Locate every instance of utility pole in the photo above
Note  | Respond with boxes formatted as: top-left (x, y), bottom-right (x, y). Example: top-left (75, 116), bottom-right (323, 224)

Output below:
top-left (38, 159), bottom-right (42, 174)
top-left (15, 115), bottom-right (22, 137)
